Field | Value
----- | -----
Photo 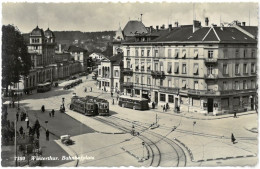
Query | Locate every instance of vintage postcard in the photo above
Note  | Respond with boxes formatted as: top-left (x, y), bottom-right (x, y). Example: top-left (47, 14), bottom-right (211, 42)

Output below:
top-left (1, 0), bottom-right (258, 167)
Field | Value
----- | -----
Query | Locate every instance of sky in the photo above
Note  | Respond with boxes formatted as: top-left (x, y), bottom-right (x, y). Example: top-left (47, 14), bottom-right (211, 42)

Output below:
top-left (1, 1), bottom-right (259, 33)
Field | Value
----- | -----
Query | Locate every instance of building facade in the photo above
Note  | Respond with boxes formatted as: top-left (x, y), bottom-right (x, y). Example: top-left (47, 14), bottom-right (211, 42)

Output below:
top-left (121, 21), bottom-right (257, 115)
top-left (97, 54), bottom-right (123, 93)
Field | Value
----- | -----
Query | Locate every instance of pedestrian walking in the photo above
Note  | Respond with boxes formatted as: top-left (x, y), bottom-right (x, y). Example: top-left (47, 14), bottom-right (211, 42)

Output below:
top-left (111, 92), bottom-right (113, 98)
top-left (85, 87), bottom-right (87, 93)
top-left (152, 102), bottom-right (155, 109)
top-left (163, 105), bottom-right (166, 112)
top-left (231, 133), bottom-right (236, 144)
top-left (166, 103), bottom-right (169, 110)
top-left (46, 130), bottom-right (49, 141)
top-left (49, 111), bottom-right (52, 117)
top-left (16, 112), bottom-right (19, 121)
top-left (112, 99), bottom-right (114, 105)
top-left (19, 126), bottom-right (24, 135)
top-left (41, 105), bottom-right (45, 113)
top-left (234, 109), bottom-right (237, 118)
top-left (90, 87), bottom-right (92, 92)
top-left (51, 109), bottom-right (55, 117)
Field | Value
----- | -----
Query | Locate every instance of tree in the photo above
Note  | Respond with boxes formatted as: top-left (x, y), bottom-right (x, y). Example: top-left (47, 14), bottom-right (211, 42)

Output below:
top-left (2, 25), bottom-right (32, 94)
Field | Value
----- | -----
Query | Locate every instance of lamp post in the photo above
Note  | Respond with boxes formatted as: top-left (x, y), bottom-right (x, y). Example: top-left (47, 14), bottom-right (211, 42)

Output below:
top-left (142, 142), bottom-right (145, 160)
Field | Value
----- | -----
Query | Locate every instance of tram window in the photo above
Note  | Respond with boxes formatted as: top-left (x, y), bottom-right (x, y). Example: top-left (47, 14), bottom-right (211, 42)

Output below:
top-left (104, 104), bottom-right (108, 108)
top-left (91, 105), bottom-right (94, 109)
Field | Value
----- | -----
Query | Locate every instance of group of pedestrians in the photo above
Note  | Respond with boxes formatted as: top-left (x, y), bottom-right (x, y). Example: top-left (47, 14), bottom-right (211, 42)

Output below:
top-left (49, 109), bottom-right (55, 118)
top-left (162, 103), bottom-right (169, 112)
top-left (84, 87), bottom-right (93, 93)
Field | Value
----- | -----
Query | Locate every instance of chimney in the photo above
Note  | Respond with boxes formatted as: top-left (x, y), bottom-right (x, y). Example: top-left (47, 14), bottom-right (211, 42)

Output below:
top-left (205, 17), bottom-right (209, 26)
top-left (174, 21), bottom-right (179, 27)
top-left (168, 24), bottom-right (172, 32)
top-left (242, 22), bottom-right (246, 26)
top-left (156, 25), bottom-right (159, 31)
top-left (150, 26), bottom-right (153, 33)
top-left (59, 44), bottom-right (62, 53)
top-left (193, 20), bottom-right (201, 33)
top-left (161, 24), bottom-right (165, 29)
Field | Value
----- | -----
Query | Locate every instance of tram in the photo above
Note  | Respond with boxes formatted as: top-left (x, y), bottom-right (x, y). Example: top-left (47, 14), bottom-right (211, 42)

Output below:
top-left (37, 82), bottom-right (52, 93)
top-left (118, 95), bottom-right (149, 110)
top-left (70, 96), bottom-right (98, 116)
top-left (70, 95), bottom-right (109, 116)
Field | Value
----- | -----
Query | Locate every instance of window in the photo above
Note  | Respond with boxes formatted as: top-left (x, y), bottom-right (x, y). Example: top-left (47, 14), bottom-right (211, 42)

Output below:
top-left (99, 69), bottom-right (101, 75)
top-left (160, 79), bottom-right (163, 86)
top-left (135, 89), bottom-right (140, 95)
top-left (233, 97), bottom-right (240, 106)
top-left (135, 75), bottom-right (139, 84)
top-left (167, 62), bottom-right (172, 73)
top-left (168, 49), bottom-right (172, 57)
top-left (160, 62), bottom-right (163, 71)
top-left (168, 79), bottom-right (172, 87)
top-left (182, 63), bottom-right (187, 74)
top-left (251, 49), bottom-right (255, 58)
top-left (194, 81), bottom-right (199, 90)
top-left (223, 64), bottom-right (228, 75)
top-left (147, 77), bottom-right (151, 85)
top-left (135, 49), bottom-right (139, 56)
top-left (193, 63), bottom-right (199, 75)
top-left (141, 62), bottom-right (145, 71)
top-left (251, 80), bottom-right (255, 89)
top-left (160, 94), bottom-right (166, 102)
top-left (135, 59), bottom-right (139, 70)
top-left (127, 61), bottom-right (131, 68)
top-left (175, 49), bottom-right (179, 58)
top-left (127, 50), bottom-right (130, 56)
top-left (154, 50), bottom-right (158, 57)
top-left (116, 82), bottom-right (118, 88)
top-left (194, 49), bottom-right (198, 59)
top-left (174, 62), bottom-right (179, 74)
top-left (182, 80), bottom-right (187, 89)
top-left (147, 50), bottom-right (150, 57)
top-left (223, 81), bottom-right (228, 90)
top-left (243, 63), bottom-right (248, 74)
top-left (251, 63), bottom-right (256, 73)
top-left (141, 50), bottom-right (144, 57)
top-left (244, 49), bottom-right (247, 58)
top-left (168, 95), bottom-right (174, 103)
top-left (235, 64), bottom-right (240, 75)
top-left (127, 77), bottom-right (131, 82)
top-left (223, 49), bottom-right (228, 58)
top-left (115, 70), bottom-right (119, 77)
top-left (208, 65), bottom-right (213, 75)
top-left (141, 76), bottom-right (144, 84)
top-left (243, 80), bottom-right (247, 89)
top-left (182, 49), bottom-right (186, 58)
top-left (147, 62), bottom-right (151, 71)
top-left (235, 81), bottom-right (239, 90)
top-left (208, 50), bottom-right (213, 58)
top-left (175, 78), bottom-right (179, 88)
top-left (155, 63), bottom-right (159, 71)
top-left (235, 49), bottom-right (239, 58)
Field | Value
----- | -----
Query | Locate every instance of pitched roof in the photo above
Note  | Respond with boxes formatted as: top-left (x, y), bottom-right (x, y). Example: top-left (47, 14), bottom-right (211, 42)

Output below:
top-left (123, 20), bottom-right (148, 37)
top-left (108, 53), bottom-right (123, 65)
top-left (238, 26), bottom-right (258, 37)
top-left (67, 45), bottom-right (87, 52)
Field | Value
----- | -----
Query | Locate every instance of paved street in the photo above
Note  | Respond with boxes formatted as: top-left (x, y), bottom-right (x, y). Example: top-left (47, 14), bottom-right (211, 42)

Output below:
top-left (11, 73), bottom-right (258, 166)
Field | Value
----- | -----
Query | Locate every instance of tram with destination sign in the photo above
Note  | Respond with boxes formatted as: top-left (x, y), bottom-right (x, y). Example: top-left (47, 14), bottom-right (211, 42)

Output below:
top-left (37, 82), bottom-right (52, 93)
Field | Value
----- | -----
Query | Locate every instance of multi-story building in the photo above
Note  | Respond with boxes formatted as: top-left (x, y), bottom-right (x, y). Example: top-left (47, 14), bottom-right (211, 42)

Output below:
top-left (97, 54), bottom-right (123, 93)
top-left (121, 20), bottom-right (257, 115)
top-left (67, 45), bottom-right (88, 72)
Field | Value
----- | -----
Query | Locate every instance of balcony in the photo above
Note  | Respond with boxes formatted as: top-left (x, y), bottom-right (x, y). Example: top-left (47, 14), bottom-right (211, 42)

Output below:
top-left (122, 82), bottom-right (133, 88)
top-left (204, 58), bottom-right (218, 65)
top-left (122, 68), bottom-right (133, 76)
top-left (204, 74), bottom-right (218, 80)
top-left (220, 89), bottom-right (257, 95)
top-left (151, 71), bottom-right (165, 79)
top-left (188, 89), bottom-right (220, 96)
top-left (159, 86), bottom-right (179, 94)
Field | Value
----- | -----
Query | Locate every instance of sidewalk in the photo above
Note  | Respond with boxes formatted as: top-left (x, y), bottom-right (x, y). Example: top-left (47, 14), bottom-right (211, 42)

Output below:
top-left (3, 106), bottom-right (72, 167)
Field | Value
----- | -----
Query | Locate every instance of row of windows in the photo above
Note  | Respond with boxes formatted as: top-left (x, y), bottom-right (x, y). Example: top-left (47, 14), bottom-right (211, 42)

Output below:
top-left (224, 63), bottom-right (256, 75)
top-left (98, 68), bottom-right (119, 77)
top-left (127, 75), bottom-right (256, 91)
top-left (126, 49), bottom-right (256, 58)
top-left (31, 38), bottom-right (41, 43)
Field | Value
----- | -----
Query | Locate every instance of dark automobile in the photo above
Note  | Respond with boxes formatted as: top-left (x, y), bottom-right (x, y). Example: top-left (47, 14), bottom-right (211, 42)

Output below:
top-left (69, 76), bottom-right (77, 80)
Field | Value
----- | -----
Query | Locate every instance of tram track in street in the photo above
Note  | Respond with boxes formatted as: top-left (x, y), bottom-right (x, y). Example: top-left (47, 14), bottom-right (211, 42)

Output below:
top-left (93, 116), bottom-right (187, 167)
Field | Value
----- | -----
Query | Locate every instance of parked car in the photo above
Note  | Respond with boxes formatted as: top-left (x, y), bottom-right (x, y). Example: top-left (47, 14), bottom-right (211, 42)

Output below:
top-left (69, 76), bottom-right (77, 80)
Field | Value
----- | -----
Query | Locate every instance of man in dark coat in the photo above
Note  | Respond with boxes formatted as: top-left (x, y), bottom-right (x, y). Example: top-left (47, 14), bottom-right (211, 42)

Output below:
top-left (231, 133), bottom-right (236, 144)
top-left (51, 109), bottom-right (55, 117)
top-left (41, 105), bottom-right (45, 113)
top-left (46, 130), bottom-right (49, 141)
